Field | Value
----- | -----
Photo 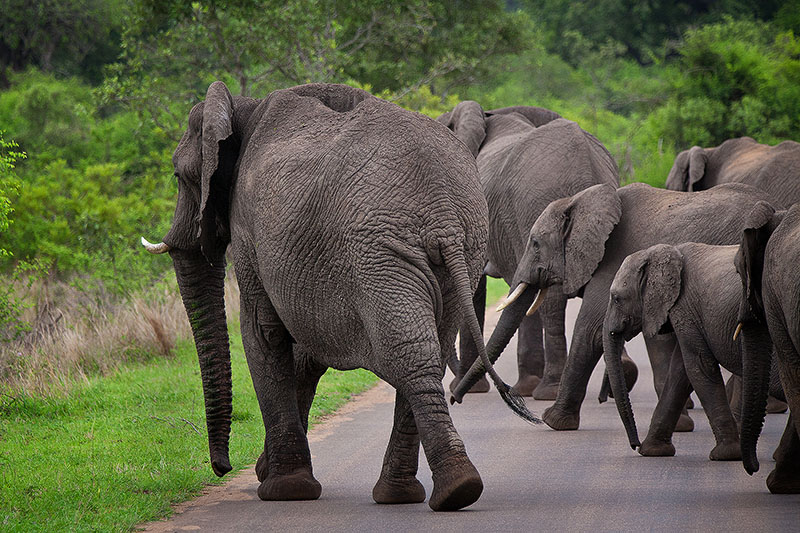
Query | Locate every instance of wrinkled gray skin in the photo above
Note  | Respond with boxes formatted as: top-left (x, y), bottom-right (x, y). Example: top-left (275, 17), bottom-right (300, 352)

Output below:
top-left (155, 81), bottom-right (496, 511)
top-left (456, 182), bottom-right (776, 431)
top-left (604, 243), bottom-right (784, 460)
top-left (666, 137), bottom-right (800, 208)
top-left (737, 201), bottom-right (800, 493)
top-left (438, 100), bottom-right (620, 400)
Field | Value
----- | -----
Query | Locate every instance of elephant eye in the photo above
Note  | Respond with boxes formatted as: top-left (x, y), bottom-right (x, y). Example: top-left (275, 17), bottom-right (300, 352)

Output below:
top-left (531, 238), bottom-right (540, 251)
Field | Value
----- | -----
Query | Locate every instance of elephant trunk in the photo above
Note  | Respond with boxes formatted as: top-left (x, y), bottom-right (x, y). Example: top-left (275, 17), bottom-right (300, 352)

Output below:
top-left (739, 323), bottom-right (772, 475)
top-left (603, 328), bottom-right (640, 449)
top-left (171, 249), bottom-right (233, 477)
top-left (451, 284), bottom-right (537, 403)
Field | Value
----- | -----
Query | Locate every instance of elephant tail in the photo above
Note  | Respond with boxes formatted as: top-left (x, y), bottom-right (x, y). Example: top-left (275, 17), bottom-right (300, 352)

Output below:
top-left (440, 243), bottom-right (541, 425)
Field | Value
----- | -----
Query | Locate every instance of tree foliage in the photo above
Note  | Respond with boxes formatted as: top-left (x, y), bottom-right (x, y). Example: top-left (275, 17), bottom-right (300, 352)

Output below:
top-left (101, 0), bottom-right (523, 139)
top-left (0, 0), bottom-right (122, 86)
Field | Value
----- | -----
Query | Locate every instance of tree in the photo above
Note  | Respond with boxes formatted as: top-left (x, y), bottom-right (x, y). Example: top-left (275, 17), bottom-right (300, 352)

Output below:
top-left (101, 0), bottom-right (523, 140)
top-left (0, 133), bottom-right (23, 258)
top-left (0, 0), bottom-right (122, 86)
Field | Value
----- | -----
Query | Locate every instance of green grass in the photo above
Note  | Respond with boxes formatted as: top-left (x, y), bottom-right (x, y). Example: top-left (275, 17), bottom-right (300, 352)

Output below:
top-left (486, 277), bottom-right (510, 306)
top-left (0, 329), bottom-right (378, 532)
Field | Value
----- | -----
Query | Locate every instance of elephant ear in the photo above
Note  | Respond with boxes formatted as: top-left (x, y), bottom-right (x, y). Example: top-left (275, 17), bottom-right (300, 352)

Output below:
top-left (640, 244), bottom-right (684, 338)
top-left (736, 201), bottom-right (782, 322)
top-left (562, 184), bottom-right (622, 295)
top-left (198, 81), bottom-right (236, 263)
top-left (685, 146), bottom-right (707, 191)
top-left (665, 146), bottom-right (706, 191)
top-left (437, 101), bottom-right (486, 157)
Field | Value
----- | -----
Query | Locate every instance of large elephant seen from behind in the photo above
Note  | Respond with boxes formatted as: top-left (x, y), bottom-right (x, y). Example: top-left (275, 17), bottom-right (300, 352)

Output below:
top-left (666, 137), bottom-right (800, 207)
top-left (737, 201), bottom-right (800, 493)
top-left (438, 100), bottom-right (622, 400)
top-left (142, 81), bottom-right (535, 511)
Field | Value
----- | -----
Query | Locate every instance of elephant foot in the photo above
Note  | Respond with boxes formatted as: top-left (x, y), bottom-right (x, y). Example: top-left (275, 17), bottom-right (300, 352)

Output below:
top-left (686, 397), bottom-right (694, 410)
top-left (766, 396), bottom-right (789, 414)
top-left (372, 476), bottom-right (426, 504)
top-left (511, 374), bottom-right (541, 397)
top-left (639, 437), bottom-right (676, 457)
top-left (429, 458), bottom-right (483, 511)
top-left (709, 441), bottom-right (741, 461)
top-left (448, 376), bottom-right (490, 394)
top-left (255, 451), bottom-right (268, 482)
top-left (257, 468), bottom-right (322, 501)
top-left (532, 379), bottom-right (560, 401)
top-left (542, 405), bottom-right (579, 430)
top-left (767, 467), bottom-right (800, 494)
top-left (674, 413), bottom-right (695, 432)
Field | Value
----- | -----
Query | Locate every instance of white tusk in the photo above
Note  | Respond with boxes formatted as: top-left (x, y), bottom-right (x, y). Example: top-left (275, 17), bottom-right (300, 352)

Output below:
top-left (733, 322), bottom-right (743, 342)
top-left (496, 282), bottom-right (529, 311)
top-left (526, 287), bottom-right (549, 316)
top-left (141, 237), bottom-right (171, 254)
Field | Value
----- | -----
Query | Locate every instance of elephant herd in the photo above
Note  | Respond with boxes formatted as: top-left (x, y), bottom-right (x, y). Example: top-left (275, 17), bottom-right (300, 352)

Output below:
top-left (142, 82), bottom-right (800, 511)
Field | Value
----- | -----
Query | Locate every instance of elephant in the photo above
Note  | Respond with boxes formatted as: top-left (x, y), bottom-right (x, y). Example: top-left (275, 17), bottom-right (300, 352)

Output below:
top-left (141, 81), bottom-right (536, 511)
top-left (737, 200), bottom-right (800, 493)
top-left (665, 136), bottom-right (800, 208)
top-left (602, 243), bottom-right (784, 460)
top-left (437, 100), bottom-right (622, 400)
top-left (453, 182), bottom-right (776, 434)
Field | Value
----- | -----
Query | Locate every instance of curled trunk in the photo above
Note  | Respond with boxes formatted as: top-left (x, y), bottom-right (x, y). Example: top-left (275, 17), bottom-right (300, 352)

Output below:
top-left (739, 323), bottom-right (772, 475)
top-left (451, 286), bottom-right (537, 403)
top-left (172, 249), bottom-right (233, 477)
top-left (603, 330), bottom-right (640, 449)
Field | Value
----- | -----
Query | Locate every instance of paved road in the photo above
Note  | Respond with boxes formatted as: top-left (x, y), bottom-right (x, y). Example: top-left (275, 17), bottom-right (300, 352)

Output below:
top-left (145, 300), bottom-right (799, 532)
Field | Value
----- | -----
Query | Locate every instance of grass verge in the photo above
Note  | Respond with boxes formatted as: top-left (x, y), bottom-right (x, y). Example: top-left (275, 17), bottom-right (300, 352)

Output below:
top-left (0, 328), bottom-right (378, 532)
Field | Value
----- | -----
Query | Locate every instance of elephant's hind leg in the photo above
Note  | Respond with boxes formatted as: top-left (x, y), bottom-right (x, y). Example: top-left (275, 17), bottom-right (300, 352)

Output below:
top-left (378, 335), bottom-right (482, 511)
top-left (372, 391), bottom-right (426, 504)
top-left (237, 266), bottom-right (321, 501)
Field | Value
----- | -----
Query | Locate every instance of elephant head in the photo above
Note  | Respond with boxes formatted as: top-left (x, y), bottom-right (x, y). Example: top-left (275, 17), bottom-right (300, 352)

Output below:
top-left (437, 101), bottom-right (562, 158)
top-left (451, 183), bottom-right (622, 402)
top-left (603, 244), bottom-right (684, 450)
top-left (665, 146), bottom-right (707, 192)
top-left (735, 200), bottom-right (785, 475)
top-left (436, 101), bottom-right (487, 157)
top-left (141, 81), bottom-right (249, 478)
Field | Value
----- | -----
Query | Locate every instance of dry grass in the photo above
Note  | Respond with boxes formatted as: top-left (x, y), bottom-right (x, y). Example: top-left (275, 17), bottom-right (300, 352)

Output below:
top-left (0, 271), bottom-right (240, 396)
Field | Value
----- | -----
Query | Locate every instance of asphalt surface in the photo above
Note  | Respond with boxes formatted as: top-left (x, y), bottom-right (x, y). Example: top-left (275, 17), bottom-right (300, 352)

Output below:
top-left (144, 300), bottom-right (799, 532)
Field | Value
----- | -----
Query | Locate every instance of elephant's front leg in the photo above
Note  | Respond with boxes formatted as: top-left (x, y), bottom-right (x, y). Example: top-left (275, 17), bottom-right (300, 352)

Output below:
top-left (644, 334), bottom-right (694, 432)
top-left (767, 414), bottom-right (800, 493)
top-left (239, 285), bottom-right (321, 501)
top-left (639, 344), bottom-right (693, 457)
top-left (542, 299), bottom-right (605, 431)
top-left (255, 347), bottom-right (327, 483)
top-left (534, 289), bottom-right (570, 400)
top-left (372, 391), bottom-right (426, 504)
top-left (512, 311), bottom-right (544, 397)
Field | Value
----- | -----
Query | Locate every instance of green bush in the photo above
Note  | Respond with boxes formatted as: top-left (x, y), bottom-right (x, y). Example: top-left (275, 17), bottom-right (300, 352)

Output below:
top-left (0, 72), bottom-right (176, 295)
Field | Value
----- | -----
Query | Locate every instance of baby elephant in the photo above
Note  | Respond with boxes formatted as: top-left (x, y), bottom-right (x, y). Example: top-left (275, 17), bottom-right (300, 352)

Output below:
top-left (602, 243), bottom-right (781, 460)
